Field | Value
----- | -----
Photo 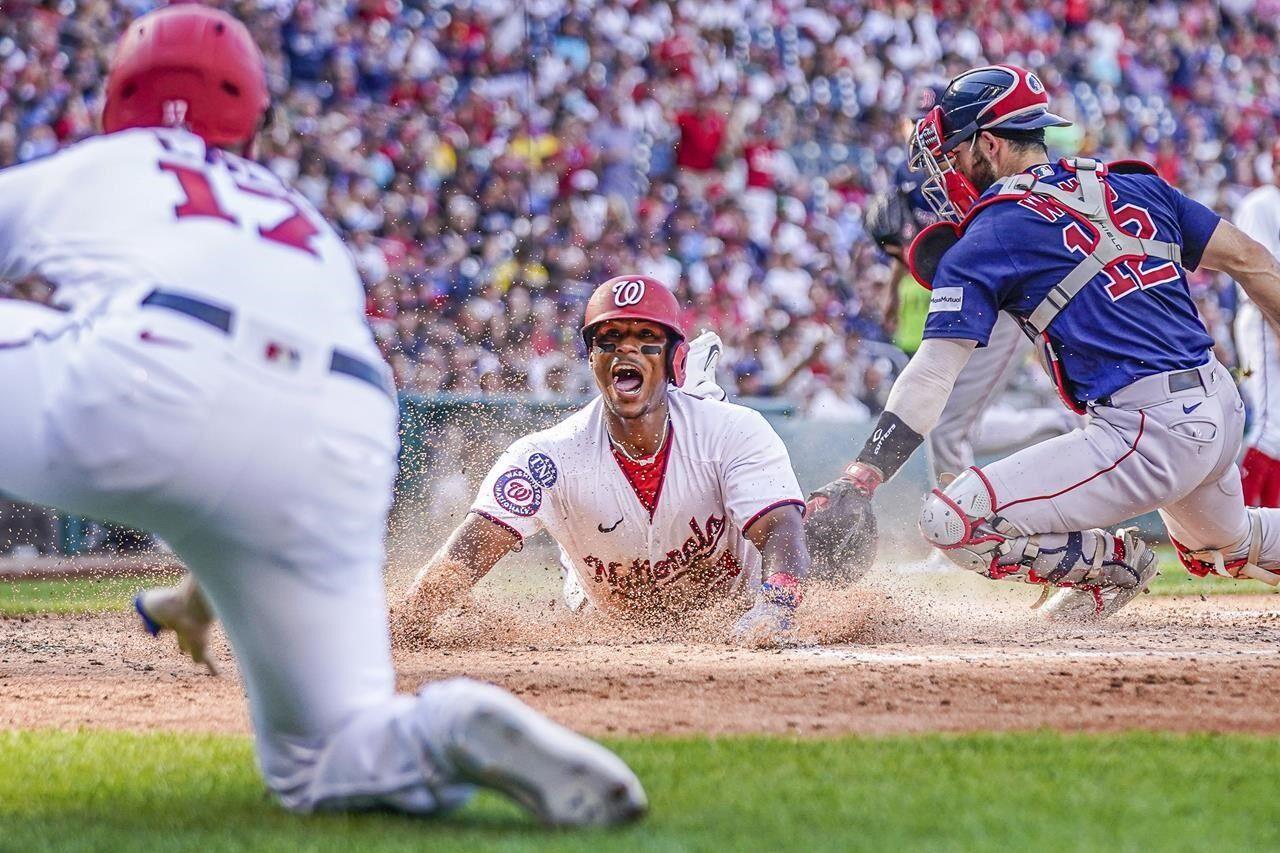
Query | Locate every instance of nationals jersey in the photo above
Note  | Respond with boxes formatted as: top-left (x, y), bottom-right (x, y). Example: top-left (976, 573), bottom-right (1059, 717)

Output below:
top-left (1233, 184), bottom-right (1280, 457)
top-left (471, 391), bottom-right (805, 615)
top-left (924, 161), bottom-right (1221, 402)
top-left (0, 128), bottom-right (378, 359)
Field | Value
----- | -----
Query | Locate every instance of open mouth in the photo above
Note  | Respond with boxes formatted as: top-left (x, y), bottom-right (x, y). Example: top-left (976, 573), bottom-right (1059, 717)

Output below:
top-left (611, 363), bottom-right (644, 397)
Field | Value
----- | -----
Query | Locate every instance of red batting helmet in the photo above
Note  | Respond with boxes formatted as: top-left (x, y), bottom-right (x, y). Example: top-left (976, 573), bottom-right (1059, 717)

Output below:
top-left (581, 275), bottom-right (689, 386)
top-left (102, 5), bottom-right (269, 151)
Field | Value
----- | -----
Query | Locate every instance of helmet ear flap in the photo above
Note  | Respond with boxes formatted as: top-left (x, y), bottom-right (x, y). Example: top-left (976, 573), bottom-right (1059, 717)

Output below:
top-left (670, 339), bottom-right (689, 387)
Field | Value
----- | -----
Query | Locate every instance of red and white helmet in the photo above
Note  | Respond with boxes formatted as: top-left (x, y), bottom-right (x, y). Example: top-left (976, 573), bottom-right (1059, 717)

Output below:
top-left (102, 5), bottom-right (269, 151)
top-left (909, 64), bottom-right (1071, 221)
top-left (581, 275), bottom-right (689, 386)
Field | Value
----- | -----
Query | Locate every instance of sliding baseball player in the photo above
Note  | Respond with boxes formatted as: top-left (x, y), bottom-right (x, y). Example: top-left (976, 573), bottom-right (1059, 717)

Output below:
top-left (399, 276), bottom-right (817, 645)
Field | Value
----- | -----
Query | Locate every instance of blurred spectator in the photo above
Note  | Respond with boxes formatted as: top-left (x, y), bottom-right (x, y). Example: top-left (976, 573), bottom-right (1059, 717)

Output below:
top-left (0, 0), bottom-right (1275, 421)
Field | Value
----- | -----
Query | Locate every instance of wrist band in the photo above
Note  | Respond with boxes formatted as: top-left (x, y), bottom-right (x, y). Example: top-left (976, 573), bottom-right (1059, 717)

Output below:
top-left (855, 411), bottom-right (923, 482)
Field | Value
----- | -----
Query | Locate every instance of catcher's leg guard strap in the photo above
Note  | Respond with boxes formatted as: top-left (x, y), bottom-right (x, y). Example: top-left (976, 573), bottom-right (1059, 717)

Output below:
top-left (1173, 509), bottom-right (1277, 584)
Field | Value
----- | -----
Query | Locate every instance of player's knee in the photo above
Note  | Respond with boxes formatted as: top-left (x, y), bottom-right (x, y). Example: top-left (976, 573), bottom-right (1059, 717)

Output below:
top-left (918, 469), bottom-right (1001, 573)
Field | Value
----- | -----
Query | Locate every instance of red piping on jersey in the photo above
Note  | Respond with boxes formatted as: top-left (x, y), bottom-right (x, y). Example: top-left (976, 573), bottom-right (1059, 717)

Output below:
top-left (470, 509), bottom-right (524, 549)
top-left (994, 410), bottom-right (1146, 513)
top-left (743, 499), bottom-right (806, 534)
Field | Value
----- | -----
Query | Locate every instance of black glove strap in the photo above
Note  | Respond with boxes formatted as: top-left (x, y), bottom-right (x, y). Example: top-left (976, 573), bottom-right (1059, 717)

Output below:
top-left (855, 411), bottom-right (923, 482)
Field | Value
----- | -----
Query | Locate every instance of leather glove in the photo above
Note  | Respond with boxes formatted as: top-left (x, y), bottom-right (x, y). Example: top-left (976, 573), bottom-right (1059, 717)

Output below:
top-left (803, 462), bottom-right (880, 582)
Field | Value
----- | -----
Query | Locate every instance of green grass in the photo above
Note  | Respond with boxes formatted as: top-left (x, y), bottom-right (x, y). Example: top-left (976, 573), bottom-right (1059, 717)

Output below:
top-left (2, 730), bottom-right (1278, 851)
top-left (0, 573), bottom-right (182, 615)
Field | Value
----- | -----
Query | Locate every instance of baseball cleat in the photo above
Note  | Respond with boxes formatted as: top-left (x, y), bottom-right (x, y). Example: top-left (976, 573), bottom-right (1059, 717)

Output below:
top-left (681, 331), bottom-right (726, 401)
top-left (1039, 528), bottom-right (1159, 622)
top-left (445, 683), bottom-right (647, 827)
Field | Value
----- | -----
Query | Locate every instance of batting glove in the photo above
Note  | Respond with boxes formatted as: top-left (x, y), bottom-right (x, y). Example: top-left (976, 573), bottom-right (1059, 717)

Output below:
top-left (731, 572), bottom-right (802, 647)
top-left (134, 581), bottom-right (219, 676)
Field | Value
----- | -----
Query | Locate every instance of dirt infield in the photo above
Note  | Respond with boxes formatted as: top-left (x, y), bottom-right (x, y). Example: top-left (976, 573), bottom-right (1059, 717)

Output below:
top-left (3, 571), bottom-right (1279, 737)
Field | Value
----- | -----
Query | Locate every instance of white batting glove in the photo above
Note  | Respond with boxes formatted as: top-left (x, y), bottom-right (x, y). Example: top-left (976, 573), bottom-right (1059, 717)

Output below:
top-left (134, 577), bottom-right (219, 676)
top-left (681, 331), bottom-right (727, 401)
top-left (731, 572), bottom-right (801, 647)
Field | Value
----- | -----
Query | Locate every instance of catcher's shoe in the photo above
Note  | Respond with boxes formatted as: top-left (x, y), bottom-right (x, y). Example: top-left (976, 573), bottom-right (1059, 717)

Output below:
top-left (1039, 528), bottom-right (1159, 622)
top-left (444, 681), bottom-right (647, 827)
top-left (680, 331), bottom-right (726, 401)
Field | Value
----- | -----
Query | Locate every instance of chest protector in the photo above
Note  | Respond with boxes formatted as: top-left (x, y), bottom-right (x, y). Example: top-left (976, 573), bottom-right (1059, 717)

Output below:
top-left (906, 158), bottom-right (1184, 413)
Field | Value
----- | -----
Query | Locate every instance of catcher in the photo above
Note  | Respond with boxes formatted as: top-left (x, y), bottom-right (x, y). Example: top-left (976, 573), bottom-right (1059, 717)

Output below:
top-left (808, 64), bottom-right (1280, 620)
top-left (397, 275), bottom-right (841, 645)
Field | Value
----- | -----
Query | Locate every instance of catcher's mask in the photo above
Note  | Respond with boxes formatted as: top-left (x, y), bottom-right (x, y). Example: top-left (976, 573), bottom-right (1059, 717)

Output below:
top-left (910, 64), bottom-right (1070, 222)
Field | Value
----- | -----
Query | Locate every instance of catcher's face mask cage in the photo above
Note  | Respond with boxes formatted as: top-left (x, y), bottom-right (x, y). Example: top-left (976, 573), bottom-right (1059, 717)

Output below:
top-left (909, 107), bottom-right (980, 223)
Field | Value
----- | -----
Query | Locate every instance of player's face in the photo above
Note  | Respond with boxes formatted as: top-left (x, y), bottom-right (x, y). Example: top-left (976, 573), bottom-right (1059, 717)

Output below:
top-left (590, 320), bottom-right (670, 418)
top-left (954, 133), bottom-right (998, 194)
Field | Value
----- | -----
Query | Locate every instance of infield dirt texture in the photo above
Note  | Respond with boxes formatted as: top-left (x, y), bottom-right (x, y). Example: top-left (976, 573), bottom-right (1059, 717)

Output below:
top-left (3, 555), bottom-right (1279, 849)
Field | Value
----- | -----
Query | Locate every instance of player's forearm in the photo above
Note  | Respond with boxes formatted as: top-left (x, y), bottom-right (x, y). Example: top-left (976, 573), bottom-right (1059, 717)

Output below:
top-left (852, 337), bottom-right (976, 483)
top-left (1204, 220), bottom-right (1280, 330)
top-left (751, 506), bottom-right (810, 582)
top-left (403, 551), bottom-right (486, 625)
top-left (401, 513), bottom-right (517, 626)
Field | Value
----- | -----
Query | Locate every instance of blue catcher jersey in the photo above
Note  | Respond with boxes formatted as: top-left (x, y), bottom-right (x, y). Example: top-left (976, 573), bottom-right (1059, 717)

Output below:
top-left (922, 161), bottom-right (1221, 402)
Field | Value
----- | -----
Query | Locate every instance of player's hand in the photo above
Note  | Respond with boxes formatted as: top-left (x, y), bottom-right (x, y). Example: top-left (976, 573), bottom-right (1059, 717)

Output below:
top-left (803, 462), bottom-right (880, 582)
top-left (134, 585), bottom-right (219, 676)
top-left (731, 572), bottom-right (801, 647)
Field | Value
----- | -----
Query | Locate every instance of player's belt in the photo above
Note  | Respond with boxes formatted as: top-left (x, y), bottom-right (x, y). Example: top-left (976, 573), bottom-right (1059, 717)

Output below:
top-left (1096, 365), bottom-right (1207, 408)
top-left (140, 289), bottom-right (395, 398)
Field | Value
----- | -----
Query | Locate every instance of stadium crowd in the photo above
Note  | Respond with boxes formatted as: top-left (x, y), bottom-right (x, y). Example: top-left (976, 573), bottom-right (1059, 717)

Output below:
top-left (3, 0), bottom-right (1278, 427)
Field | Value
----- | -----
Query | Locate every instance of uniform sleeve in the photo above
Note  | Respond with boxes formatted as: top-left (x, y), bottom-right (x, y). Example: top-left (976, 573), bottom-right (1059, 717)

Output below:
top-left (720, 409), bottom-right (805, 534)
top-left (1168, 183), bottom-right (1221, 271)
top-left (0, 154), bottom-right (61, 281)
top-left (469, 438), bottom-right (553, 543)
top-left (921, 215), bottom-right (1011, 347)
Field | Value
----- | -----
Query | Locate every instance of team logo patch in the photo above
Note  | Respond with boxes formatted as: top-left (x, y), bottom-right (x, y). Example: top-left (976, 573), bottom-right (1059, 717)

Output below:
top-left (929, 287), bottom-right (964, 313)
top-left (494, 468), bottom-right (542, 517)
top-left (612, 278), bottom-right (646, 307)
top-left (527, 453), bottom-right (558, 488)
top-left (1026, 72), bottom-right (1044, 94)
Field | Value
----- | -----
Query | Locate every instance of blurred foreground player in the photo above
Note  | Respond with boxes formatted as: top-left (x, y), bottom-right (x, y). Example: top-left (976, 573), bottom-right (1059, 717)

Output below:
top-left (399, 276), bottom-right (817, 646)
top-left (807, 64), bottom-right (1280, 620)
top-left (1233, 139), bottom-right (1280, 506)
top-left (0, 6), bottom-right (644, 825)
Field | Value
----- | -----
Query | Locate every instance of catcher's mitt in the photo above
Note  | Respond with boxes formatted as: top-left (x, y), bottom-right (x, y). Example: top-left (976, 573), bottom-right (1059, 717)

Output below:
top-left (803, 478), bottom-right (878, 582)
top-left (864, 190), bottom-right (911, 252)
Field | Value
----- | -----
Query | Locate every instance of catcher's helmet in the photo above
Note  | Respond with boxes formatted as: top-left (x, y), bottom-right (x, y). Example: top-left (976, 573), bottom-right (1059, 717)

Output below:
top-left (581, 275), bottom-right (688, 387)
top-left (933, 64), bottom-right (1070, 154)
top-left (103, 5), bottom-right (269, 151)
top-left (910, 64), bottom-right (1070, 222)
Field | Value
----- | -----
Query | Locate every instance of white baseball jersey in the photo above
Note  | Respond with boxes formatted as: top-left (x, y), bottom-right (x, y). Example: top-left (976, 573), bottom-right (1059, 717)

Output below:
top-left (471, 390), bottom-right (805, 615)
top-left (0, 128), bottom-right (379, 360)
top-left (1233, 184), bottom-right (1280, 457)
